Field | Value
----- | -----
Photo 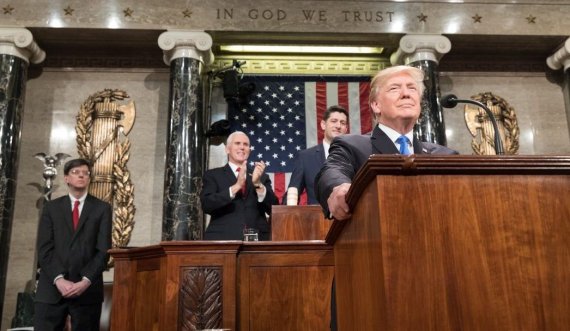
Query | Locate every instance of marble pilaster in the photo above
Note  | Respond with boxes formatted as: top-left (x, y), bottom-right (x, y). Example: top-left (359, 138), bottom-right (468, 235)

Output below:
top-left (391, 34), bottom-right (451, 145)
top-left (158, 31), bottom-right (213, 241)
top-left (0, 27), bottom-right (44, 321)
top-left (547, 37), bottom-right (570, 140)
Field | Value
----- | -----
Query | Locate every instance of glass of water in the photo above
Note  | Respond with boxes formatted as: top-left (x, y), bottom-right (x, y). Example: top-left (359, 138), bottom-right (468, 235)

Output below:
top-left (243, 227), bottom-right (259, 241)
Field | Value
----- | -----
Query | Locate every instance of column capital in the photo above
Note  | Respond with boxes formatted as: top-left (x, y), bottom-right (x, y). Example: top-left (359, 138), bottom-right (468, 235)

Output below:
top-left (158, 30), bottom-right (214, 66)
top-left (390, 34), bottom-right (451, 65)
top-left (0, 27), bottom-right (45, 64)
top-left (547, 37), bottom-right (570, 71)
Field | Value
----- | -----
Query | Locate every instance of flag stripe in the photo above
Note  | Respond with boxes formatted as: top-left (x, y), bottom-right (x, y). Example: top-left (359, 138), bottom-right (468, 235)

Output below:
top-left (360, 81), bottom-right (372, 133)
top-left (316, 82), bottom-right (327, 144)
top-left (338, 82), bottom-right (349, 110)
top-left (273, 172), bottom-right (286, 203)
top-left (326, 82), bottom-right (339, 109)
top-left (305, 83), bottom-right (317, 148)
top-left (348, 82), bottom-right (361, 134)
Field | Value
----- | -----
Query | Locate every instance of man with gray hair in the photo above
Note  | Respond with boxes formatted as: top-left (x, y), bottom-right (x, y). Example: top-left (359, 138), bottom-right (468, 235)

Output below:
top-left (201, 131), bottom-right (278, 240)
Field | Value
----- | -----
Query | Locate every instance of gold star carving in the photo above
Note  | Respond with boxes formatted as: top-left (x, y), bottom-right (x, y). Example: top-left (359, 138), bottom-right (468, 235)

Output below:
top-left (63, 6), bottom-right (75, 16)
top-left (417, 13), bottom-right (427, 22)
top-left (526, 15), bottom-right (536, 24)
top-left (64, 5), bottom-right (74, 16)
top-left (123, 7), bottom-right (133, 17)
top-left (182, 9), bottom-right (193, 18)
top-left (3, 5), bottom-right (14, 15)
top-left (472, 14), bottom-right (482, 23)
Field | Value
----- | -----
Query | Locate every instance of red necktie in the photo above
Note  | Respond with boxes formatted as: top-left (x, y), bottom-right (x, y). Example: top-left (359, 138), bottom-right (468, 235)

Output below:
top-left (72, 200), bottom-right (80, 230)
top-left (236, 167), bottom-right (246, 196)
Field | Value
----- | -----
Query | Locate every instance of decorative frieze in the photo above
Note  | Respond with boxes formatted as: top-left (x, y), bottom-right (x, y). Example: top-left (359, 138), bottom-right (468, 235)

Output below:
top-left (1, 1), bottom-right (569, 36)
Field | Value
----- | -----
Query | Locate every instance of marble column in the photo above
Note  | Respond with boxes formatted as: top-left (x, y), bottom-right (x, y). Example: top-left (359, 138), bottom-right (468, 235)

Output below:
top-left (391, 34), bottom-right (452, 145)
top-left (547, 37), bottom-right (570, 140)
top-left (0, 27), bottom-right (45, 320)
top-left (158, 31), bottom-right (213, 241)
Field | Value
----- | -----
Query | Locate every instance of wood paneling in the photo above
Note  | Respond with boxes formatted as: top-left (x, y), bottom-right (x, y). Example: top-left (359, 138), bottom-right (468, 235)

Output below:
top-left (332, 155), bottom-right (570, 330)
top-left (239, 243), bottom-right (334, 331)
top-left (271, 205), bottom-right (330, 241)
top-left (110, 241), bottom-right (334, 331)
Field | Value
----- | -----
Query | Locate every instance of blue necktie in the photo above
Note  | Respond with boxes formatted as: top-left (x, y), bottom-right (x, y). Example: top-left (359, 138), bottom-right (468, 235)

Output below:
top-left (396, 135), bottom-right (412, 155)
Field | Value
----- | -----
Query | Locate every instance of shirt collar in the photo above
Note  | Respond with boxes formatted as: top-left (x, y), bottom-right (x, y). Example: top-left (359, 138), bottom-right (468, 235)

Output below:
top-left (378, 123), bottom-right (414, 144)
top-left (69, 192), bottom-right (88, 203)
top-left (322, 141), bottom-right (331, 158)
top-left (228, 161), bottom-right (243, 173)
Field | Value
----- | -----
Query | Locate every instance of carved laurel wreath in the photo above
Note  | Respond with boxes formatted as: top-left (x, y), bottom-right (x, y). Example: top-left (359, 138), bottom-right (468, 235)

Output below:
top-left (76, 89), bottom-right (136, 251)
top-left (470, 92), bottom-right (520, 155)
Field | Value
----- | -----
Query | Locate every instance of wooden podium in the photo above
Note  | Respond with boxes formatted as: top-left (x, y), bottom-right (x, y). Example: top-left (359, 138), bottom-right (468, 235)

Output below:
top-left (110, 242), bottom-right (334, 330)
top-left (271, 205), bottom-right (330, 241)
top-left (327, 155), bottom-right (570, 331)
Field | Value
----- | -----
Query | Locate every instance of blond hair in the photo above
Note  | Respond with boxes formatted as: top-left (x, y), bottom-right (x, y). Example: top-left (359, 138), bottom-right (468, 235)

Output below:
top-left (368, 66), bottom-right (425, 106)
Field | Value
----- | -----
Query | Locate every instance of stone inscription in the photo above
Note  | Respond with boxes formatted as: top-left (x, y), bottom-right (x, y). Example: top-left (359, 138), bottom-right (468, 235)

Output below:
top-left (216, 8), bottom-right (395, 23)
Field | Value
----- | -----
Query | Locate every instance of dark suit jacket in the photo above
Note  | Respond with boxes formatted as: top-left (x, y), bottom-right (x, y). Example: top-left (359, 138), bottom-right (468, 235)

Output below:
top-left (201, 164), bottom-right (278, 240)
top-left (283, 144), bottom-right (325, 205)
top-left (35, 194), bottom-right (112, 305)
top-left (315, 126), bottom-right (459, 215)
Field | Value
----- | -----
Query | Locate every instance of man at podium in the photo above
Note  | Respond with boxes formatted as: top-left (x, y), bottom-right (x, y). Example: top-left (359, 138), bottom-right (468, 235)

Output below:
top-left (315, 65), bottom-right (458, 331)
top-left (316, 65), bottom-right (457, 221)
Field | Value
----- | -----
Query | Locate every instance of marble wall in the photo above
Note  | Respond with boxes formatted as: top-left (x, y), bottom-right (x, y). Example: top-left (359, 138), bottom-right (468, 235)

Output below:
top-left (441, 72), bottom-right (570, 155)
top-left (2, 69), bottom-right (170, 329)
top-left (1, 67), bottom-right (569, 329)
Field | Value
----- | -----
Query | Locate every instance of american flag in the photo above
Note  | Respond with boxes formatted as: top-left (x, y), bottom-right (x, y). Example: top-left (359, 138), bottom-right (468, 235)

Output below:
top-left (229, 75), bottom-right (372, 204)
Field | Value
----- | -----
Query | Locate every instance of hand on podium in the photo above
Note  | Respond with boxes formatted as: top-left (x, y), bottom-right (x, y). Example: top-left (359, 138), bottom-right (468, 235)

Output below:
top-left (327, 183), bottom-right (351, 220)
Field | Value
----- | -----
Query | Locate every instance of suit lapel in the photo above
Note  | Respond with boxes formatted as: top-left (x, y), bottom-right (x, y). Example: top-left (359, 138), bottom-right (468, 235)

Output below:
top-left (225, 163), bottom-right (248, 198)
top-left (61, 195), bottom-right (75, 234)
top-left (223, 164), bottom-right (239, 186)
top-left (370, 126), bottom-right (400, 154)
top-left (316, 144), bottom-right (325, 163)
top-left (413, 137), bottom-right (426, 154)
top-left (74, 195), bottom-right (94, 235)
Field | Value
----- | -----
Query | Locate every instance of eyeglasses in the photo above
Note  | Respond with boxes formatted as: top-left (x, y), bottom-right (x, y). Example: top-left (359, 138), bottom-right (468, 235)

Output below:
top-left (69, 169), bottom-right (91, 176)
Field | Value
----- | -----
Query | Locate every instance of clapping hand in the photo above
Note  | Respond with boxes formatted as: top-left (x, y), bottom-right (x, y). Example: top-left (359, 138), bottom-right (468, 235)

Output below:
top-left (251, 161), bottom-right (266, 187)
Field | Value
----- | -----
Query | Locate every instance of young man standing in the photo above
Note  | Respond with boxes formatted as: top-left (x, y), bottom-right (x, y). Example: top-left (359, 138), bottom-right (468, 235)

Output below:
top-left (34, 158), bottom-right (112, 331)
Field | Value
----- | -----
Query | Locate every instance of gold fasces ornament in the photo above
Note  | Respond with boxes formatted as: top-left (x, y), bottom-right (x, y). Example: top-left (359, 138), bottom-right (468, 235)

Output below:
top-left (76, 89), bottom-right (136, 261)
top-left (464, 92), bottom-right (519, 155)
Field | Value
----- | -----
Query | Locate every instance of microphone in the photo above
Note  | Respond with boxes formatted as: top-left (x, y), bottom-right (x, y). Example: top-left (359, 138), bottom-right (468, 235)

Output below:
top-left (440, 94), bottom-right (504, 155)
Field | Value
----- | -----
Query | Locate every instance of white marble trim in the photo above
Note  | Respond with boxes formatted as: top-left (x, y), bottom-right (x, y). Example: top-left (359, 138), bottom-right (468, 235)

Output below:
top-left (547, 37), bottom-right (570, 71)
top-left (0, 27), bottom-right (45, 64)
top-left (158, 30), bottom-right (214, 65)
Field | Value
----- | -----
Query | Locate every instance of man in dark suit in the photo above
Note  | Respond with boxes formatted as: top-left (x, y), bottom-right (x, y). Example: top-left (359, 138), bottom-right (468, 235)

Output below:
top-left (34, 158), bottom-right (112, 331)
top-left (283, 105), bottom-right (348, 205)
top-left (315, 66), bottom-right (458, 330)
top-left (201, 131), bottom-right (278, 240)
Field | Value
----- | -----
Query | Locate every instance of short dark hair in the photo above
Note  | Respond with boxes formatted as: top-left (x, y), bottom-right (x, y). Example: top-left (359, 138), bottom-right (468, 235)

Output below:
top-left (64, 158), bottom-right (91, 175)
top-left (323, 105), bottom-right (348, 121)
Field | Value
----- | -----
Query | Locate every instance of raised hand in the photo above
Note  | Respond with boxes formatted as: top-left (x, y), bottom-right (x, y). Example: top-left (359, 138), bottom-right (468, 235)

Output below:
top-left (251, 161), bottom-right (266, 186)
